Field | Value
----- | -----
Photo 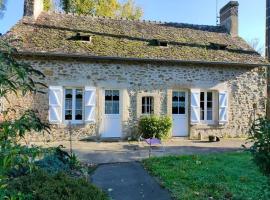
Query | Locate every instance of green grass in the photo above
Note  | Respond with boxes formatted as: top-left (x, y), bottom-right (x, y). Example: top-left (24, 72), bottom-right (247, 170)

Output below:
top-left (143, 152), bottom-right (270, 200)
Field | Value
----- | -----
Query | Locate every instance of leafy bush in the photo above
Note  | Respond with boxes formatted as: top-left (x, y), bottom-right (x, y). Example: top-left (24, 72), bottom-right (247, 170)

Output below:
top-left (248, 117), bottom-right (270, 175)
top-left (36, 146), bottom-right (84, 175)
top-left (138, 115), bottom-right (172, 139)
top-left (6, 170), bottom-right (108, 200)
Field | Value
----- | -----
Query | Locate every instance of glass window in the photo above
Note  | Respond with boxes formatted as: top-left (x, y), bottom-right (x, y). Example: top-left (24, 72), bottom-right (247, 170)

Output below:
top-left (65, 89), bottom-right (73, 120)
top-left (200, 91), bottom-right (213, 121)
top-left (172, 91), bottom-right (186, 114)
top-left (105, 90), bottom-right (119, 114)
top-left (65, 88), bottom-right (83, 121)
top-left (142, 97), bottom-right (154, 115)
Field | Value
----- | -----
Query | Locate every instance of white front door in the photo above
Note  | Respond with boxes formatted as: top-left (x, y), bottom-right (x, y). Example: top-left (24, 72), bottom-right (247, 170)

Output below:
top-left (172, 91), bottom-right (188, 137)
top-left (101, 90), bottom-right (122, 138)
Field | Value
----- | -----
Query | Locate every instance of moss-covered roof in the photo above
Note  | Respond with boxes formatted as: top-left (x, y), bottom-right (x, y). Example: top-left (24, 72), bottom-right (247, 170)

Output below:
top-left (3, 12), bottom-right (266, 64)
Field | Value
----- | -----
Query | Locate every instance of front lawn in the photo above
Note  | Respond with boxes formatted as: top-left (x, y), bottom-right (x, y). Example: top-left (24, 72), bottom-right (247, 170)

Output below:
top-left (143, 152), bottom-right (270, 200)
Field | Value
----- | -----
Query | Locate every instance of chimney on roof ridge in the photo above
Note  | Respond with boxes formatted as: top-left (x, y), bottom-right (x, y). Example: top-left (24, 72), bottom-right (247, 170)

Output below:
top-left (220, 1), bottom-right (239, 37)
top-left (23, 0), bottom-right (43, 19)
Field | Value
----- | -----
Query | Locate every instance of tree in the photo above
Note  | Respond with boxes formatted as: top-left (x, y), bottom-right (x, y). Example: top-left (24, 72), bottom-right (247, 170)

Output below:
top-left (44, 0), bottom-right (54, 11)
top-left (120, 0), bottom-right (143, 20)
top-left (0, 39), bottom-right (50, 198)
top-left (0, 0), bottom-right (6, 18)
top-left (59, 0), bottom-right (143, 19)
top-left (248, 38), bottom-right (264, 56)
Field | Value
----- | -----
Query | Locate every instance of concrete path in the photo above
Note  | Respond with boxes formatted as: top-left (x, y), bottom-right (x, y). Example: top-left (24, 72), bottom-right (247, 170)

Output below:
top-left (34, 138), bottom-right (250, 164)
top-left (91, 162), bottom-right (171, 200)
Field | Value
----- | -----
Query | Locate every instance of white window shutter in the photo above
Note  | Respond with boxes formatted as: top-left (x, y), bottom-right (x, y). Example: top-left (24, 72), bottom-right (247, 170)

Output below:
top-left (49, 86), bottom-right (63, 124)
top-left (190, 89), bottom-right (200, 124)
top-left (85, 87), bottom-right (96, 123)
top-left (219, 91), bottom-right (228, 124)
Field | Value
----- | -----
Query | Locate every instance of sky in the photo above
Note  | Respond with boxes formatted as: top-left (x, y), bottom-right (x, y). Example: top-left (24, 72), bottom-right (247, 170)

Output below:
top-left (0, 0), bottom-right (266, 48)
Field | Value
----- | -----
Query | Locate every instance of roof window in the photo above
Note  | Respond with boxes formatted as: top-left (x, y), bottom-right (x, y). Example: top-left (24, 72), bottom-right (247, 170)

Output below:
top-left (210, 42), bottom-right (228, 50)
top-left (68, 33), bottom-right (92, 42)
top-left (150, 39), bottom-right (169, 47)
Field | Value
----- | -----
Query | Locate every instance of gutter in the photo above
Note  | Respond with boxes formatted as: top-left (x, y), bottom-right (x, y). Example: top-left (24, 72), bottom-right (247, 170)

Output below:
top-left (14, 51), bottom-right (269, 67)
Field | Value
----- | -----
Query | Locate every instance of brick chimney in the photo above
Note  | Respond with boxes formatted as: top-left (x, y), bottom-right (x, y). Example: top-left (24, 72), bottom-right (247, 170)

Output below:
top-left (23, 0), bottom-right (43, 19)
top-left (220, 1), bottom-right (239, 37)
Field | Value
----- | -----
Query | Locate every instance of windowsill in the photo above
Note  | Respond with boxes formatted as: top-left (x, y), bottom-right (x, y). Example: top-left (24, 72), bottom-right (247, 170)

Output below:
top-left (63, 120), bottom-right (84, 125)
top-left (192, 122), bottom-right (226, 129)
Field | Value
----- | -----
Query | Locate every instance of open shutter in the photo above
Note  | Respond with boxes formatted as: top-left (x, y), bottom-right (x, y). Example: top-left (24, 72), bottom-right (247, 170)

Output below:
top-left (219, 91), bottom-right (228, 124)
top-left (190, 89), bottom-right (200, 124)
top-left (49, 86), bottom-right (63, 124)
top-left (85, 87), bottom-right (96, 123)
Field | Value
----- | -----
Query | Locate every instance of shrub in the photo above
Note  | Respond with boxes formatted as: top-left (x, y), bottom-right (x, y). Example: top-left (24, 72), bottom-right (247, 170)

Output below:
top-left (248, 117), bottom-right (270, 175)
top-left (138, 115), bottom-right (172, 139)
top-left (6, 170), bottom-right (108, 200)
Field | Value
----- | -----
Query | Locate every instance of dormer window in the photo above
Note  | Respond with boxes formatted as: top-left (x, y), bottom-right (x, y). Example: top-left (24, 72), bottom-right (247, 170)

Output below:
top-left (210, 42), bottom-right (228, 50)
top-left (150, 39), bottom-right (169, 47)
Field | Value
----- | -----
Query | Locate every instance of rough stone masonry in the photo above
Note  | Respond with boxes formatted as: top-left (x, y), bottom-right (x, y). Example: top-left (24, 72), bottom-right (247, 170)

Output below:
top-left (4, 57), bottom-right (266, 142)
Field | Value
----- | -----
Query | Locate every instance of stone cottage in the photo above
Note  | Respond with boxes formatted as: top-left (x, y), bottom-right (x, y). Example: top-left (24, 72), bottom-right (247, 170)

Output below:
top-left (1, 0), bottom-right (267, 141)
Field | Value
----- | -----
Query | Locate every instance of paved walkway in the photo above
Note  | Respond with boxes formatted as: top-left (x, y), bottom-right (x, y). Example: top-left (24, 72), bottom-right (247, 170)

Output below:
top-left (91, 162), bottom-right (171, 200)
top-left (34, 138), bottom-right (250, 164)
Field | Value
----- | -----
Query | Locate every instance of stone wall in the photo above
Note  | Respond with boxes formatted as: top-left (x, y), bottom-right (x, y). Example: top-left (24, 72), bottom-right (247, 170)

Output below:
top-left (4, 57), bottom-right (267, 142)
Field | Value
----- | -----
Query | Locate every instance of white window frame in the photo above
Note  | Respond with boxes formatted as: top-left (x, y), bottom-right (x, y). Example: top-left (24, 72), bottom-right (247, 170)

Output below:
top-left (200, 91), bottom-right (215, 124)
top-left (142, 96), bottom-right (154, 115)
top-left (63, 88), bottom-right (84, 124)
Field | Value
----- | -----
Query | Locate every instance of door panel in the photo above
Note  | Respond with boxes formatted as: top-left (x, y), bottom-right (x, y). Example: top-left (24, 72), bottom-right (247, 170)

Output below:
top-left (101, 90), bottom-right (122, 138)
top-left (172, 91), bottom-right (188, 137)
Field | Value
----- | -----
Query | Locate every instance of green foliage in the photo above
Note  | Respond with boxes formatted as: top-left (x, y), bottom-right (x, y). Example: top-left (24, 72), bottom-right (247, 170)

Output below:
top-left (143, 152), bottom-right (270, 200)
top-left (0, 40), bottom-right (50, 199)
top-left (0, 40), bottom-right (46, 99)
top-left (36, 146), bottom-right (83, 174)
top-left (43, 0), bottom-right (53, 11)
top-left (5, 170), bottom-right (108, 200)
top-left (138, 115), bottom-right (172, 139)
top-left (120, 0), bottom-right (143, 20)
top-left (0, 0), bottom-right (6, 18)
top-left (248, 117), bottom-right (270, 175)
top-left (59, 0), bottom-right (142, 19)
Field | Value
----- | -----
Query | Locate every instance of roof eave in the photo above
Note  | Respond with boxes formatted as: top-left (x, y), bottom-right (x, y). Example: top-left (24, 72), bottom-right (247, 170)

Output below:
top-left (14, 51), bottom-right (269, 67)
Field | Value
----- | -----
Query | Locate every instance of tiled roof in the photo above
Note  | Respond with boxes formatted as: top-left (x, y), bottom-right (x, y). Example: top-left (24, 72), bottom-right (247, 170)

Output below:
top-left (2, 11), bottom-right (266, 64)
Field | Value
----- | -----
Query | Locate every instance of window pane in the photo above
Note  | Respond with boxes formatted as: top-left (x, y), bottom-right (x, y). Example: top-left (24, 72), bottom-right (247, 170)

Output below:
top-left (65, 99), bottom-right (72, 110)
top-left (172, 92), bottom-right (178, 102)
top-left (179, 101), bottom-right (185, 114)
top-left (113, 101), bottom-right (119, 114)
top-left (200, 110), bottom-right (204, 120)
top-left (105, 90), bottom-right (112, 101)
top-left (65, 110), bottom-right (72, 120)
top-left (142, 104), bottom-right (146, 113)
top-left (75, 89), bottom-right (83, 110)
top-left (207, 92), bottom-right (212, 101)
top-left (172, 106), bottom-right (178, 114)
top-left (113, 90), bottom-right (119, 101)
top-left (65, 89), bottom-right (72, 98)
top-left (179, 107), bottom-right (185, 114)
top-left (207, 102), bottom-right (212, 108)
top-left (105, 102), bottom-right (113, 114)
top-left (147, 105), bottom-right (150, 113)
top-left (207, 110), bottom-right (213, 120)
top-left (142, 97), bottom-right (153, 114)
top-left (200, 92), bottom-right (204, 101)
top-left (142, 97), bottom-right (145, 105)
top-left (65, 89), bottom-right (73, 120)
top-left (75, 110), bottom-right (82, 120)
top-left (200, 102), bottom-right (204, 109)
